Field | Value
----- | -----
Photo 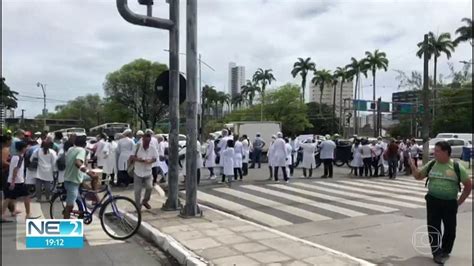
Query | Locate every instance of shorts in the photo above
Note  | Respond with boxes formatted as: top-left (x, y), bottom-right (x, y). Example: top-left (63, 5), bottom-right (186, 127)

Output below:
top-left (4, 183), bottom-right (29, 200)
top-left (64, 181), bottom-right (80, 206)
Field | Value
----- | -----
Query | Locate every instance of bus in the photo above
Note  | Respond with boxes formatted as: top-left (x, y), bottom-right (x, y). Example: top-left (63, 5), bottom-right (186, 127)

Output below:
top-left (89, 123), bottom-right (130, 138)
top-left (53, 127), bottom-right (86, 137)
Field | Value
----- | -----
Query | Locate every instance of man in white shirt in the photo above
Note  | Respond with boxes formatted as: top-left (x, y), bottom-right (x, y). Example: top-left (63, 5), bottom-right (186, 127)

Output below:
top-left (319, 134), bottom-right (337, 178)
top-left (131, 133), bottom-right (158, 210)
top-left (272, 132), bottom-right (289, 182)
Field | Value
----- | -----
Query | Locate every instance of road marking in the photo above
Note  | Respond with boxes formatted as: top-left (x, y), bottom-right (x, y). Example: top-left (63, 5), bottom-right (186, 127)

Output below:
top-left (214, 188), bottom-right (331, 222)
top-left (197, 191), bottom-right (292, 227)
top-left (298, 183), bottom-right (423, 208)
top-left (241, 185), bottom-right (366, 217)
top-left (358, 179), bottom-right (429, 192)
top-left (281, 183), bottom-right (399, 213)
top-left (337, 180), bottom-right (428, 199)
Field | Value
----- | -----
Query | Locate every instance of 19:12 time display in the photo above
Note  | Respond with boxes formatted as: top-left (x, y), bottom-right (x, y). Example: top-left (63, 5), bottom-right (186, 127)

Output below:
top-left (45, 239), bottom-right (65, 246)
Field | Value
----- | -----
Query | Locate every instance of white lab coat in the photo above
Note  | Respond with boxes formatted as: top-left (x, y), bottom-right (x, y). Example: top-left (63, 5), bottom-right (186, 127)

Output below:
top-left (218, 136), bottom-right (232, 167)
top-left (204, 140), bottom-right (216, 168)
top-left (95, 139), bottom-right (107, 167)
top-left (285, 143), bottom-right (293, 166)
top-left (272, 138), bottom-right (287, 167)
top-left (221, 147), bottom-right (235, 176)
top-left (32, 148), bottom-right (57, 182)
top-left (234, 141), bottom-right (244, 168)
top-left (300, 142), bottom-right (317, 169)
top-left (182, 141), bottom-right (203, 174)
top-left (150, 137), bottom-right (160, 168)
top-left (267, 141), bottom-right (275, 167)
top-left (157, 141), bottom-right (168, 175)
top-left (319, 140), bottom-right (336, 160)
top-left (350, 144), bottom-right (364, 168)
top-left (242, 139), bottom-right (251, 164)
top-left (117, 137), bottom-right (135, 171)
top-left (103, 141), bottom-right (118, 175)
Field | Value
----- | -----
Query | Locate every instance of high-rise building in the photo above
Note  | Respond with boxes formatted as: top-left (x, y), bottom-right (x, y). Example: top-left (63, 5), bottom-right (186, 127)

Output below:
top-left (228, 62), bottom-right (246, 98)
top-left (309, 80), bottom-right (354, 118)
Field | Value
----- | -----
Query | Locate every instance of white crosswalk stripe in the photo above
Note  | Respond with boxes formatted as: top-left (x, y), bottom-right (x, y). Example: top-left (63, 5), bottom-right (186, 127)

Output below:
top-left (239, 185), bottom-right (366, 217)
top-left (214, 187), bottom-right (331, 222)
top-left (291, 182), bottom-right (424, 209)
top-left (337, 180), bottom-right (428, 198)
top-left (197, 191), bottom-right (293, 226)
top-left (274, 184), bottom-right (399, 213)
top-left (358, 179), bottom-right (430, 192)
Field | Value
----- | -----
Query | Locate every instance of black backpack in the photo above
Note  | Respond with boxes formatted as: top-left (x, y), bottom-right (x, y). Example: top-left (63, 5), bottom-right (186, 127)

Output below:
top-left (424, 160), bottom-right (462, 192)
top-left (24, 148), bottom-right (38, 171)
top-left (57, 153), bottom-right (66, 171)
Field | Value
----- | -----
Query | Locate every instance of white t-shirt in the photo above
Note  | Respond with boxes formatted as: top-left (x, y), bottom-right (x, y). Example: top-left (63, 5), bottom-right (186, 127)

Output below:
top-left (133, 145), bottom-right (159, 177)
top-left (361, 145), bottom-right (373, 159)
top-left (8, 155), bottom-right (25, 184)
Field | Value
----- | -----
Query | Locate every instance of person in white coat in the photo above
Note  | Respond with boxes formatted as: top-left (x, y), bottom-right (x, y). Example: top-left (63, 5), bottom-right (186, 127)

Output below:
top-left (102, 136), bottom-right (118, 185)
top-left (156, 135), bottom-right (169, 183)
top-left (350, 139), bottom-right (364, 176)
top-left (204, 134), bottom-right (216, 179)
top-left (220, 139), bottom-right (235, 184)
top-left (318, 134), bottom-right (336, 178)
top-left (95, 134), bottom-right (108, 171)
top-left (116, 129), bottom-right (135, 187)
top-left (360, 138), bottom-right (374, 177)
top-left (182, 140), bottom-right (203, 185)
top-left (241, 135), bottom-right (251, 176)
top-left (233, 136), bottom-right (244, 181)
top-left (266, 135), bottom-right (276, 180)
top-left (272, 132), bottom-right (289, 182)
top-left (285, 138), bottom-right (293, 178)
top-left (217, 129), bottom-right (232, 181)
top-left (145, 129), bottom-right (161, 185)
top-left (31, 137), bottom-right (57, 202)
top-left (299, 138), bottom-right (317, 178)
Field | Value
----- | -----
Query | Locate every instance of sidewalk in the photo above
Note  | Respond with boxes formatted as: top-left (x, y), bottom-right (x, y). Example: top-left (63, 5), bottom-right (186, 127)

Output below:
top-left (120, 187), bottom-right (375, 266)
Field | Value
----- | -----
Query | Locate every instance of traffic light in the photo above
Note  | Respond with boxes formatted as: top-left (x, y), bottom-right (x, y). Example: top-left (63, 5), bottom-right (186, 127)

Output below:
top-left (346, 113), bottom-right (352, 124)
top-left (138, 0), bottom-right (154, 5)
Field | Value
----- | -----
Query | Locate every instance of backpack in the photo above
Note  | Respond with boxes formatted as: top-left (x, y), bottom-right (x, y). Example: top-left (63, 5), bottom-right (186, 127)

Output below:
top-left (424, 160), bottom-right (462, 192)
top-left (25, 148), bottom-right (38, 171)
top-left (57, 153), bottom-right (66, 171)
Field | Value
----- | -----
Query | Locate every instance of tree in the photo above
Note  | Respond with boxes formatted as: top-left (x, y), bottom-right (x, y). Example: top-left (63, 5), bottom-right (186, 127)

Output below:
top-left (432, 87), bottom-right (472, 136)
top-left (345, 57), bottom-right (369, 133)
top-left (333, 67), bottom-right (353, 131)
top-left (304, 102), bottom-right (339, 135)
top-left (104, 59), bottom-right (168, 129)
top-left (231, 94), bottom-right (244, 110)
top-left (1, 77), bottom-right (18, 109)
top-left (416, 32), bottom-right (455, 116)
top-left (291, 57), bottom-right (316, 103)
top-left (454, 18), bottom-right (473, 46)
top-left (202, 85), bottom-right (218, 118)
top-left (240, 80), bottom-right (260, 107)
top-left (216, 91), bottom-right (231, 117)
top-left (364, 49), bottom-right (389, 136)
top-left (252, 68), bottom-right (276, 120)
top-left (311, 69), bottom-right (333, 114)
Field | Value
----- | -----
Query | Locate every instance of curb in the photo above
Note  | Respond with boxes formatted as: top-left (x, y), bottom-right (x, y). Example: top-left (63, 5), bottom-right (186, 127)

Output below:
top-left (125, 213), bottom-right (208, 266)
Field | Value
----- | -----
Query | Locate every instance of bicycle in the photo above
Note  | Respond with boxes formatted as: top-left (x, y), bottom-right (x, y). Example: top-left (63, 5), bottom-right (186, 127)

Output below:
top-left (49, 178), bottom-right (141, 240)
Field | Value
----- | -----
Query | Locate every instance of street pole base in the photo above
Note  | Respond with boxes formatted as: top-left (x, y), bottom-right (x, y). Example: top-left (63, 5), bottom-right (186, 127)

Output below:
top-left (179, 204), bottom-right (203, 218)
top-left (161, 199), bottom-right (182, 211)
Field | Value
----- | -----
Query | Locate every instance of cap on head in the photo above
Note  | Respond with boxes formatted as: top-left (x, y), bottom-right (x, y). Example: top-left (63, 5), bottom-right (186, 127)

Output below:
top-left (123, 129), bottom-right (133, 135)
top-left (24, 131), bottom-right (32, 137)
top-left (136, 130), bottom-right (144, 136)
top-left (325, 134), bottom-right (331, 139)
top-left (271, 135), bottom-right (276, 139)
top-left (145, 129), bottom-right (154, 135)
top-left (277, 132), bottom-right (283, 138)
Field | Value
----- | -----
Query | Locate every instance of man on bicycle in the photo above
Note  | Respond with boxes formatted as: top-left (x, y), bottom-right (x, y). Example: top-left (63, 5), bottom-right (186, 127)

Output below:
top-left (63, 135), bottom-right (97, 219)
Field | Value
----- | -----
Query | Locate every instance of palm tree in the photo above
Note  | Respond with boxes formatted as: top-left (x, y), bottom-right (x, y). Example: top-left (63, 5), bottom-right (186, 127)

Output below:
top-left (311, 69), bottom-right (333, 114)
top-left (291, 57), bottom-right (316, 103)
top-left (364, 49), bottom-right (389, 137)
top-left (1, 77), bottom-right (18, 109)
top-left (202, 85), bottom-right (218, 118)
top-left (216, 91), bottom-right (231, 117)
top-left (417, 32), bottom-right (455, 117)
top-left (345, 58), bottom-right (369, 134)
top-left (241, 80), bottom-right (260, 106)
top-left (333, 67), bottom-right (353, 132)
top-left (252, 68), bottom-right (276, 120)
top-left (330, 73), bottom-right (339, 133)
top-left (454, 18), bottom-right (473, 46)
top-left (231, 94), bottom-right (244, 110)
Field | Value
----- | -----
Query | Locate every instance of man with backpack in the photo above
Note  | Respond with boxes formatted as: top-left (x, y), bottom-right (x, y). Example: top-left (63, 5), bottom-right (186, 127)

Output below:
top-left (409, 140), bottom-right (472, 265)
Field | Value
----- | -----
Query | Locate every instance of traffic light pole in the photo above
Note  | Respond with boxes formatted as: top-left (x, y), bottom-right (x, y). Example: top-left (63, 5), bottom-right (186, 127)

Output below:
top-left (116, 0), bottom-right (181, 210)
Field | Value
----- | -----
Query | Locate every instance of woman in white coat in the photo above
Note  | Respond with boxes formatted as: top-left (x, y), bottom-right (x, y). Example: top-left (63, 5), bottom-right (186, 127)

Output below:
top-left (285, 138), bottom-right (293, 178)
top-left (233, 137), bottom-right (244, 181)
top-left (241, 135), bottom-right (251, 176)
top-left (103, 137), bottom-right (118, 185)
top-left (116, 129), bottom-right (135, 187)
top-left (182, 140), bottom-right (204, 185)
top-left (350, 139), bottom-right (364, 176)
top-left (204, 135), bottom-right (216, 179)
top-left (299, 138), bottom-right (317, 178)
top-left (32, 137), bottom-right (57, 202)
top-left (220, 139), bottom-right (235, 184)
top-left (266, 135), bottom-right (276, 181)
top-left (272, 133), bottom-right (289, 182)
top-left (95, 134), bottom-right (108, 170)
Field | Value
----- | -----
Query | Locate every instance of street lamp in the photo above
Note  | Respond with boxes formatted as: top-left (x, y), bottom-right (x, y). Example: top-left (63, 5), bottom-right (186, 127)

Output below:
top-left (459, 60), bottom-right (474, 65)
top-left (36, 82), bottom-right (47, 130)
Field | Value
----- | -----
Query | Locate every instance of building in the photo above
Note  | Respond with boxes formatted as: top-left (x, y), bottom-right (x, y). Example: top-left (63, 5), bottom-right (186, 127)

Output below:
top-left (309, 80), bottom-right (354, 118)
top-left (228, 62), bottom-right (246, 98)
top-left (391, 90), bottom-right (421, 120)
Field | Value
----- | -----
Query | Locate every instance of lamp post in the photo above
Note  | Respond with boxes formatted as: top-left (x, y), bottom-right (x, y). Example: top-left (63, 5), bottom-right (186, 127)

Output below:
top-left (36, 82), bottom-right (47, 130)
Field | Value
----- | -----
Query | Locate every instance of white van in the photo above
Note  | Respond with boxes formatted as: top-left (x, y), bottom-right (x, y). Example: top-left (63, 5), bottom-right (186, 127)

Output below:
top-left (435, 133), bottom-right (472, 144)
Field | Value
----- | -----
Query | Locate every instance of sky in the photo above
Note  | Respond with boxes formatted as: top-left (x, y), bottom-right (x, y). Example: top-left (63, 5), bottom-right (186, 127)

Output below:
top-left (2, 0), bottom-right (472, 118)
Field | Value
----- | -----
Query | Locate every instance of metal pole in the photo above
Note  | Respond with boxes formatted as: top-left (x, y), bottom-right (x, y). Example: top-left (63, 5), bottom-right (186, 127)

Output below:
top-left (163, 0), bottom-right (181, 210)
top-left (422, 34), bottom-right (430, 165)
top-left (199, 53), bottom-right (203, 141)
top-left (182, 0), bottom-right (200, 217)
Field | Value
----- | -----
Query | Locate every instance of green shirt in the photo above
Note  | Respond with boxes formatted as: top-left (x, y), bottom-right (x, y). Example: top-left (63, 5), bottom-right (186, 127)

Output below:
top-left (420, 159), bottom-right (469, 200)
top-left (64, 147), bottom-right (87, 184)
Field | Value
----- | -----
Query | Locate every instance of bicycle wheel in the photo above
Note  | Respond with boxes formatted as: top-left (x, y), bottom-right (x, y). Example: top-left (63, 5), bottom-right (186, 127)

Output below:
top-left (99, 196), bottom-right (141, 240)
top-left (334, 160), bottom-right (346, 167)
top-left (50, 192), bottom-right (82, 219)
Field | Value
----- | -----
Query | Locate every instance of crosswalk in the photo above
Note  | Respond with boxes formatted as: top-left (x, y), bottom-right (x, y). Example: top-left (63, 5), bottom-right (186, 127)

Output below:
top-left (197, 177), bottom-right (473, 228)
top-left (6, 201), bottom-right (124, 250)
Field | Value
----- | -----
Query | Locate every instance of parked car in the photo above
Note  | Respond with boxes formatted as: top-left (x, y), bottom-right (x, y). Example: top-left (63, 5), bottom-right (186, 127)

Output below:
top-left (435, 133), bottom-right (472, 144)
top-left (428, 138), bottom-right (470, 159)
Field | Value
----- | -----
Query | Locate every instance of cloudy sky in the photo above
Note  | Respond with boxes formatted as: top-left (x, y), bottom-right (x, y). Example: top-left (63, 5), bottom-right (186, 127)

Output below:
top-left (2, 0), bottom-right (472, 118)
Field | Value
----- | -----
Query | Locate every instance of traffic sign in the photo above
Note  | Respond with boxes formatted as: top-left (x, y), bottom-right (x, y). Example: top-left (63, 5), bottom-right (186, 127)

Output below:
top-left (154, 70), bottom-right (187, 105)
